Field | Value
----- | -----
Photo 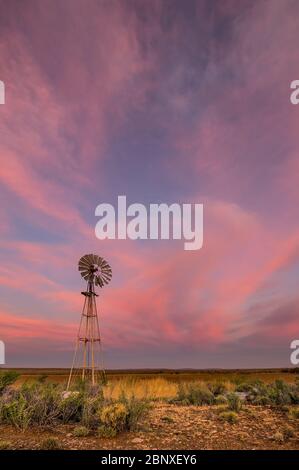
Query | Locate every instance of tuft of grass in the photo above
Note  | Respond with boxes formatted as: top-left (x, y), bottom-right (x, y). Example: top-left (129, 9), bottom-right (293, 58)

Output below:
top-left (272, 431), bottom-right (284, 442)
top-left (0, 440), bottom-right (11, 450)
top-left (289, 407), bottom-right (299, 419)
top-left (40, 437), bottom-right (61, 450)
top-left (283, 425), bottom-right (295, 439)
top-left (161, 415), bottom-right (174, 423)
top-left (73, 425), bottom-right (89, 437)
top-left (227, 393), bottom-right (242, 412)
top-left (218, 411), bottom-right (238, 424)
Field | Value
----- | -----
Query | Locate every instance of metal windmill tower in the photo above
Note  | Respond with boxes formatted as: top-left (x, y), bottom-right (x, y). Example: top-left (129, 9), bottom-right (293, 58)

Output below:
top-left (67, 254), bottom-right (112, 389)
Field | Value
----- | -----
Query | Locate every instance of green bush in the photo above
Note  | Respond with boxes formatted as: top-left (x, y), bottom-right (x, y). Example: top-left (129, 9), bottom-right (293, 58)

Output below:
top-left (235, 382), bottom-right (254, 393)
top-left (173, 382), bottom-right (215, 405)
top-left (0, 371), bottom-right (19, 394)
top-left (98, 395), bottom-right (148, 437)
top-left (0, 381), bottom-right (103, 429)
top-left (59, 392), bottom-right (83, 424)
top-left (118, 394), bottom-right (149, 430)
top-left (0, 394), bottom-right (34, 430)
top-left (227, 393), bottom-right (242, 412)
top-left (215, 395), bottom-right (227, 405)
top-left (246, 380), bottom-right (299, 406)
top-left (99, 403), bottom-right (128, 437)
top-left (81, 395), bottom-right (104, 428)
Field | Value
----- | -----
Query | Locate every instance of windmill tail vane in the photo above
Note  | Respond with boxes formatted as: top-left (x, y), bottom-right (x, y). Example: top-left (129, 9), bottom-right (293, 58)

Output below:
top-left (67, 254), bottom-right (112, 390)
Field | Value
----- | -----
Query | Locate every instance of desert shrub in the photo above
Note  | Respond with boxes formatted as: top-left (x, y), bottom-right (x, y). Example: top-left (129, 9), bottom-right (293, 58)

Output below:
top-left (29, 384), bottom-right (62, 426)
top-left (208, 381), bottom-right (227, 396)
top-left (161, 415), bottom-right (174, 423)
top-left (272, 431), bottom-right (284, 442)
top-left (40, 437), bottom-right (61, 450)
top-left (246, 380), bottom-right (299, 406)
top-left (98, 395), bottom-right (148, 437)
top-left (99, 403), bottom-right (128, 437)
top-left (0, 394), bottom-right (34, 430)
top-left (283, 425), bottom-right (295, 439)
top-left (215, 395), bottom-right (227, 405)
top-left (267, 380), bottom-right (292, 405)
top-left (173, 382), bottom-right (215, 405)
top-left (289, 407), bottom-right (299, 419)
top-left (227, 393), bottom-right (242, 412)
top-left (0, 371), bottom-right (19, 394)
top-left (235, 382), bottom-right (254, 393)
top-left (36, 374), bottom-right (48, 383)
top-left (59, 392), bottom-right (83, 424)
top-left (0, 380), bottom-right (107, 429)
top-left (0, 440), bottom-right (11, 450)
top-left (253, 395), bottom-right (272, 406)
top-left (218, 411), bottom-right (238, 424)
top-left (73, 425), bottom-right (89, 437)
top-left (81, 395), bottom-right (104, 428)
top-left (119, 393), bottom-right (149, 430)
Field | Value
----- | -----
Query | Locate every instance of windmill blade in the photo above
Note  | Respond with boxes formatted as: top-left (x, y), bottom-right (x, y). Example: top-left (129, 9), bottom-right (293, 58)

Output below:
top-left (78, 253), bottom-right (112, 288)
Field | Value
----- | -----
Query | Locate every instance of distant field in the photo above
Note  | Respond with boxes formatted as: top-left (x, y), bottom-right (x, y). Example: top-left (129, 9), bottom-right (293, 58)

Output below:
top-left (3, 368), bottom-right (299, 400)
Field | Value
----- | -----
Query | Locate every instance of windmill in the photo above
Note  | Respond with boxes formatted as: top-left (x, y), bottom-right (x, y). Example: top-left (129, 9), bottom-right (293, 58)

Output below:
top-left (67, 254), bottom-right (112, 389)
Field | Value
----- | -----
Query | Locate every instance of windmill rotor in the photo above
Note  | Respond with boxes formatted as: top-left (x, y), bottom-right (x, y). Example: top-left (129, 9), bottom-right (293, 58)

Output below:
top-left (78, 253), bottom-right (112, 287)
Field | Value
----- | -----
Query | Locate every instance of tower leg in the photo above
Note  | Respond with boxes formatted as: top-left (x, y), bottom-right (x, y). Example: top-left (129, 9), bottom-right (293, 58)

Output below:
top-left (67, 281), bottom-right (104, 390)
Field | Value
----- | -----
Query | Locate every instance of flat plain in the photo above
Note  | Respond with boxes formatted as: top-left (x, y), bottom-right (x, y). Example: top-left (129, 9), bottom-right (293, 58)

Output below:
top-left (0, 368), bottom-right (298, 450)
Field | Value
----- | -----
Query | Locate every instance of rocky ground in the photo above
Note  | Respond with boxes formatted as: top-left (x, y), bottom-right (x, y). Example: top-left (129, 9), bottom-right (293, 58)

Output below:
top-left (0, 403), bottom-right (299, 450)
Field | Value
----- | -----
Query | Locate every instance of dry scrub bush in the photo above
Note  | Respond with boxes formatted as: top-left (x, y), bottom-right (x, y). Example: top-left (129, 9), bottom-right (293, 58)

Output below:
top-left (171, 382), bottom-right (215, 405)
top-left (218, 411), bottom-right (238, 424)
top-left (246, 380), bottom-right (299, 406)
top-left (289, 407), bottom-right (299, 419)
top-left (98, 395), bottom-right (149, 437)
top-left (283, 425), bottom-right (295, 439)
top-left (227, 393), bottom-right (242, 412)
top-left (0, 440), bottom-right (11, 450)
top-left (99, 403), bottom-right (128, 437)
top-left (215, 395), bottom-right (227, 405)
top-left (0, 371), bottom-right (19, 394)
top-left (0, 375), bottom-right (148, 437)
top-left (73, 425), bottom-right (89, 437)
top-left (40, 437), bottom-right (61, 450)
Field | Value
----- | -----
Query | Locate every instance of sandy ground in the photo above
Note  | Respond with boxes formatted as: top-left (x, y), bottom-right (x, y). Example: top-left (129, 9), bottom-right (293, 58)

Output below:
top-left (0, 403), bottom-right (299, 450)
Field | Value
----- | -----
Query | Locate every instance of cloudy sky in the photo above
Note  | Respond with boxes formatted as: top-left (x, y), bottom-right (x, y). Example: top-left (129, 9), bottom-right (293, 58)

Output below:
top-left (0, 0), bottom-right (299, 368)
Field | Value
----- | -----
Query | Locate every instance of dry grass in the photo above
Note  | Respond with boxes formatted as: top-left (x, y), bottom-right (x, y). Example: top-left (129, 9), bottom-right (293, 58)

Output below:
top-left (104, 377), bottom-right (178, 400)
top-left (7, 368), bottom-right (299, 400)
